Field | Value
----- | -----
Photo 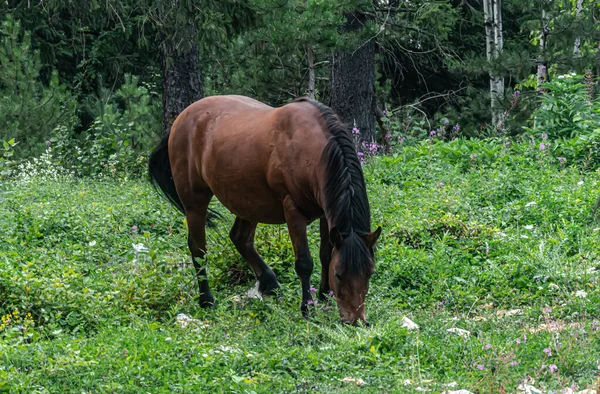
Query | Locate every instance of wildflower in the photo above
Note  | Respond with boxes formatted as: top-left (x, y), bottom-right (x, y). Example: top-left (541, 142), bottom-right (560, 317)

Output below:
top-left (543, 347), bottom-right (552, 357)
top-left (309, 287), bottom-right (317, 293)
top-left (514, 90), bottom-right (521, 96)
top-left (352, 127), bottom-right (360, 135)
top-left (45, 140), bottom-right (51, 148)
top-left (385, 132), bottom-right (392, 141)
top-left (548, 364), bottom-right (558, 373)
top-left (558, 157), bottom-right (567, 165)
top-left (132, 243), bottom-right (149, 253)
top-left (470, 153), bottom-right (478, 160)
top-left (357, 152), bottom-right (364, 157)
top-left (485, 344), bottom-right (492, 350)
top-left (398, 136), bottom-right (405, 143)
top-left (476, 364), bottom-right (485, 370)
top-left (504, 140), bottom-right (511, 146)
top-left (131, 225), bottom-right (138, 234)
top-left (452, 124), bottom-right (460, 133)
top-left (430, 130), bottom-right (437, 137)
top-left (17, 325), bottom-right (24, 333)
top-left (510, 361), bottom-right (519, 366)
top-left (540, 65), bottom-right (547, 70)
top-left (382, 109), bottom-right (389, 117)
top-left (443, 119), bottom-right (450, 126)
top-left (544, 307), bottom-right (552, 313)
top-left (575, 290), bottom-right (587, 298)
top-left (438, 181), bottom-right (444, 188)
top-left (328, 291), bottom-right (334, 296)
top-left (123, 349), bottom-right (129, 355)
top-left (516, 338), bottom-right (521, 344)
top-left (89, 240), bottom-right (97, 247)
top-left (539, 143), bottom-right (547, 151)
top-left (541, 133), bottom-right (548, 140)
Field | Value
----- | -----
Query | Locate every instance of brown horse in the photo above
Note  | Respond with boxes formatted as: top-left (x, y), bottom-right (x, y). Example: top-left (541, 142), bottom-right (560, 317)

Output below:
top-left (148, 95), bottom-right (381, 325)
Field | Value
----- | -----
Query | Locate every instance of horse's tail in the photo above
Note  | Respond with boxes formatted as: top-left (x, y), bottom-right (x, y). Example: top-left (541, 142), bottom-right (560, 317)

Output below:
top-left (148, 132), bottom-right (220, 229)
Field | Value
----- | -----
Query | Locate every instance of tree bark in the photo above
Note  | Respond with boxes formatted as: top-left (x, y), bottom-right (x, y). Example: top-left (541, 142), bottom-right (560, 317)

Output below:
top-left (160, 21), bottom-right (203, 136)
top-left (537, 9), bottom-right (549, 91)
top-left (330, 13), bottom-right (376, 143)
top-left (484, 0), bottom-right (504, 128)
top-left (573, 0), bottom-right (584, 57)
top-left (307, 46), bottom-right (315, 100)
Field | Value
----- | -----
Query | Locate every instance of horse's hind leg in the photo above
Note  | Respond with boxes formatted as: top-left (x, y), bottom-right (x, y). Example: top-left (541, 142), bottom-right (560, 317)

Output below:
top-left (184, 193), bottom-right (215, 307)
top-left (229, 217), bottom-right (280, 296)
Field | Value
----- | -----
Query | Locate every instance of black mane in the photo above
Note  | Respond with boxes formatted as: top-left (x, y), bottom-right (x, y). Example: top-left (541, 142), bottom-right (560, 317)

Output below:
top-left (292, 97), bottom-right (373, 274)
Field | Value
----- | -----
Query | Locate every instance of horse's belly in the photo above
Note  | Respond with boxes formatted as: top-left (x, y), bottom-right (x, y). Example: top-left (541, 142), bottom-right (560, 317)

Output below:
top-left (208, 175), bottom-right (286, 224)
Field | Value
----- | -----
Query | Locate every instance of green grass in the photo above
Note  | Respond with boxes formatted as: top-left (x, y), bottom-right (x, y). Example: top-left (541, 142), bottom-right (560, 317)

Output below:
top-left (1, 139), bottom-right (600, 393)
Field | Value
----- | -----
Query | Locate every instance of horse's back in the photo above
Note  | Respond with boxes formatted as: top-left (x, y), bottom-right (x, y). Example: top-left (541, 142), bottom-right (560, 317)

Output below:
top-left (169, 95), bottom-right (329, 223)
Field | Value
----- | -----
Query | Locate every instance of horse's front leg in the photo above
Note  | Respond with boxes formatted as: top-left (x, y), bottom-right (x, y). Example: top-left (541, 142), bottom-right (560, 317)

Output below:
top-left (318, 217), bottom-right (332, 300)
top-left (283, 196), bottom-right (313, 317)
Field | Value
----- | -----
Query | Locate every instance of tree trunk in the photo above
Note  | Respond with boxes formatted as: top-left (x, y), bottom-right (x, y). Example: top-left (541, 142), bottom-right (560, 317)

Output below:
top-left (537, 9), bottom-right (549, 91)
top-left (573, 0), bottom-right (584, 58)
top-left (330, 13), bottom-right (376, 143)
top-left (483, 0), bottom-right (504, 128)
top-left (160, 22), bottom-right (203, 136)
top-left (307, 46), bottom-right (315, 100)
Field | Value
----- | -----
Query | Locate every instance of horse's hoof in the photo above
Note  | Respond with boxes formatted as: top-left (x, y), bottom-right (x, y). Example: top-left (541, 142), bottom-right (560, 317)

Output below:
top-left (199, 296), bottom-right (215, 308)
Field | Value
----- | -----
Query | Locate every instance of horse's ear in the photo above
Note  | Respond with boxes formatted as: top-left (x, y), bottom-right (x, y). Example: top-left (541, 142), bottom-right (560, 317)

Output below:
top-left (364, 226), bottom-right (382, 248)
top-left (330, 227), bottom-right (343, 249)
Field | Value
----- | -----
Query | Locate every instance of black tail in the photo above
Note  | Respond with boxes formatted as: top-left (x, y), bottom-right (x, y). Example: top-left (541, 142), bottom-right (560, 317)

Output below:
top-left (148, 132), bottom-right (221, 228)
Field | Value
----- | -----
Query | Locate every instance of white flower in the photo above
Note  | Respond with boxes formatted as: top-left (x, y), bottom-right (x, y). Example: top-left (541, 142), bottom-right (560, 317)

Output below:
top-left (132, 243), bottom-right (149, 253)
top-left (575, 290), bottom-right (588, 298)
top-left (403, 379), bottom-right (412, 386)
top-left (88, 240), bottom-right (97, 247)
top-left (524, 225), bottom-right (534, 230)
top-left (577, 181), bottom-right (584, 186)
top-left (525, 201), bottom-right (537, 207)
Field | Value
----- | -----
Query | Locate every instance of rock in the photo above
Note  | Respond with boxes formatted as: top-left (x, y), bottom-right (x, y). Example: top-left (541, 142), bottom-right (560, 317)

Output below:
top-left (401, 317), bottom-right (419, 330)
top-left (447, 327), bottom-right (471, 338)
top-left (342, 377), bottom-right (367, 386)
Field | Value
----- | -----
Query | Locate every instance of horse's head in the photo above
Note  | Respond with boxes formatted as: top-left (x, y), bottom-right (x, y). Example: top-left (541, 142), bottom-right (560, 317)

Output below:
top-left (328, 226), bottom-right (382, 326)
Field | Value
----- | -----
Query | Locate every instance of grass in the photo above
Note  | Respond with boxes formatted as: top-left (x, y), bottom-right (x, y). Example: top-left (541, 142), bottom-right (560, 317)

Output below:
top-left (1, 139), bottom-right (600, 393)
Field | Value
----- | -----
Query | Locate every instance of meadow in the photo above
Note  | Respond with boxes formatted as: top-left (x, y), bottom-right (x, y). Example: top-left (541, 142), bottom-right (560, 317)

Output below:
top-left (1, 139), bottom-right (600, 393)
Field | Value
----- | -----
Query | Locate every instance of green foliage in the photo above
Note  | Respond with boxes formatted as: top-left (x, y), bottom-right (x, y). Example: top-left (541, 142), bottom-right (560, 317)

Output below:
top-left (1, 140), bottom-right (600, 392)
top-left (0, 15), bottom-right (77, 158)
top-left (526, 72), bottom-right (600, 167)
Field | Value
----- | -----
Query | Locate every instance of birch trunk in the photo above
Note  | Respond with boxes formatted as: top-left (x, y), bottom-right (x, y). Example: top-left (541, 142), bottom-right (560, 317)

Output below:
top-left (307, 46), bottom-right (315, 100)
top-left (573, 0), bottom-right (584, 57)
top-left (483, 0), bottom-right (504, 128)
top-left (537, 9), bottom-right (549, 92)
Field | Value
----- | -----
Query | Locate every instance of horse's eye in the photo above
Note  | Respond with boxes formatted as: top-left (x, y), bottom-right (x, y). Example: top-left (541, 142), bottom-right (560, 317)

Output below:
top-left (335, 272), bottom-right (342, 280)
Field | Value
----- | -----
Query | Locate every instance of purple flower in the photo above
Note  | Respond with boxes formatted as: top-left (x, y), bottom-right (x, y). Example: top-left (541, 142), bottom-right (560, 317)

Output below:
top-left (476, 364), bottom-right (485, 370)
top-left (504, 140), bottom-right (511, 146)
top-left (452, 124), bottom-right (460, 133)
top-left (540, 65), bottom-right (547, 70)
top-left (307, 300), bottom-right (314, 305)
top-left (430, 130), bottom-right (437, 137)
top-left (385, 132), bottom-right (392, 141)
top-left (328, 291), bottom-right (334, 296)
top-left (383, 109), bottom-right (389, 117)
top-left (123, 349), bottom-right (128, 355)
top-left (514, 90), bottom-right (521, 96)
top-left (510, 361), bottom-right (518, 366)
top-left (352, 127), bottom-right (360, 135)
top-left (541, 133), bottom-right (548, 140)
top-left (45, 140), bottom-right (51, 148)
top-left (438, 181), bottom-right (444, 188)
top-left (357, 152), bottom-right (364, 157)
top-left (132, 225), bottom-right (138, 231)
top-left (443, 119), bottom-right (450, 126)
top-left (17, 325), bottom-right (25, 333)
top-left (516, 338), bottom-right (521, 344)
top-left (558, 157), bottom-right (566, 164)
top-left (407, 115), bottom-right (412, 121)
top-left (544, 307), bottom-right (552, 313)
top-left (398, 136), bottom-right (405, 143)
top-left (543, 347), bottom-right (552, 357)
top-left (539, 143), bottom-right (547, 151)
top-left (548, 364), bottom-right (558, 373)
top-left (309, 287), bottom-right (317, 293)
top-left (470, 153), bottom-right (478, 160)
top-left (485, 344), bottom-right (492, 350)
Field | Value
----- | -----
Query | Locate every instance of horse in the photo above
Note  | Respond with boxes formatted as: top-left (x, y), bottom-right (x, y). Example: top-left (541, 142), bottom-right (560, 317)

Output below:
top-left (148, 95), bottom-right (381, 325)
